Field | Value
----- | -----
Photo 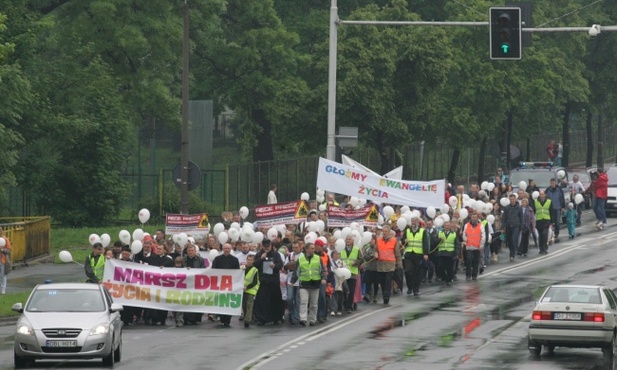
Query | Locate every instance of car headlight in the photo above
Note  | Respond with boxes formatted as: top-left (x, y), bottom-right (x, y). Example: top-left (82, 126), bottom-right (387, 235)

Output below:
top-left (89, 324), bottom-right (110, 336)
top-left (17, 325), bottom-right (34, 336)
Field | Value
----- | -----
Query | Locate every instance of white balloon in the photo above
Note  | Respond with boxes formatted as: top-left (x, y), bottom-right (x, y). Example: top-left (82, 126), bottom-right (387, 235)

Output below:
top-left (239, 206), bottom-right (249, 219)
top-left (441, 204), bottom-right (450, 215)
top-left (316, 195), bottom-right (325, 203)
top-left (317, 189), bottom-right (325, 197)
top-left (241, 228), bottom-right (255, 242)
top-left (383, 206), bottom-right (395, 218)
top-left (487, 183), bottom-right (495, 192)
top-left (138, 208), bottom-right (151, 224)
top-left (361, 231), bottom-right (373, 246)
top-left (557, 170), bottom-right (565, 179)
top-left (59, 250), bottom-right (73, 263)
top-left (213, 223), bottom-right (225, 237)
top-left (467, 199), bottom-right (476, 209)
top-left (341, 226), bottom-right (351, 239)
top-left (335, 239), bottom-right (345, 252)
top-left (352, 230), bottom-right (361, 246)
top-left (459, 208), bottom-right (469, 220)
top-left (532, 191), bottom-right (540, 200)
top-left (308, 221), bottom-right (318, 232)
top-left (242, 222), bottom-right (253, 230)
top-left (187, 236), bottom-right (195, 245)
top-left (267, 227), bottom-right (278, 241)
top-left (518, 181), bottom-right (527, 191)
top-left (426, 206), bottom-right (436, 219)
top-left (412, 210), bottom-right (421, 219)
top-left (172, 234), bottom-right (180, 243)
top-left (359, 199), bottom-right (367, 206)
top-left (396, 217), bottom-right (407, 230)
top-left (335, 267), bottom-right (352, 280)
top-left (218, 231), bottom-right (229, 245)
top-left (132, 229), bottom-right (144, 242)
top-left (441, 214), bottom-right (450, 223)
top-left (378, 214), bottom-right (384, 225)
top-left (301, 192), bottom-right (310, 201)
top-left (487, 214), bottom-right (496, 224)
top-left (131, 240), bottom-right (143, 254)
top-left (177, 233), bottom-right (188, 247)
top-left (208, 249), bottom-right (219, 262)
top-left (401, 206), bottom-right (410, 214)
top-left (481, 181), bottom-right (489, 190)
top-left (304, 232), bottom-right (318, 244)
top-left (463, 194), bottom-right (470, 201)
top-left (89, 233), bottom-right (100, 246)
top-left (252, 231), bottom-right (264, 244)
top-left (228, 228), bottom-right (240, 242)
top-left (316, 220), bottom-right (326, 232)
top-left (434, 217), bottom-right (444, 228)
top-left (448, 196), bottom-right (458, 207)
top-left (500, 197), bottom-right (509, 207)
top-left (100, 233), bottom-right (111, 248)
top-left (230, 222), bottom-right (241, 231)
top-left (119, 230), bottom-right (131, 245)
top-left (349, 197), bottom-right (359, 207)
top-left (402, 211), bottom-right (412, 223)
top-left (575, 193), bottom-right (584, 205)
top-left (0, 237), bottom-right (5, 248)
top-left (275, 224), bottom-right (287, 235)
top-left (319, 204), bottom-right (327, 212)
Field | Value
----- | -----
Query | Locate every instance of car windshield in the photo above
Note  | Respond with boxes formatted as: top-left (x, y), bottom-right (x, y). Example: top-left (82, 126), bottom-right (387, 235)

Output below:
top-left (26, 289), bottom-right (106, 312)
top-left (543, 287), bottom-right (602, 304)
top-left (607, 168), bottom-right (617, 186)
top-left (510, 171), bottom-right (557, 189)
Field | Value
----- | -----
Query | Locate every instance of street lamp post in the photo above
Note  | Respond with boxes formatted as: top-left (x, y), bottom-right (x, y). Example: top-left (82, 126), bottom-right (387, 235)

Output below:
top-left (180, 0), bottom-right (190, 214)
top-left (326, 0), bottom-right (338, 161)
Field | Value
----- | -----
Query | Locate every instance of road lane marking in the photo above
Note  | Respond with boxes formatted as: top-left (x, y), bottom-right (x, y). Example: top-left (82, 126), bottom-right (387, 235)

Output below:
top-left (237, 307), bottom-right (391, 369)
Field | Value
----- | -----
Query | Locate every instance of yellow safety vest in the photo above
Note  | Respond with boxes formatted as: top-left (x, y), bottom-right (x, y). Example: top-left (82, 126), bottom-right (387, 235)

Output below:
top-left (535, 199), bottom-right (552, 221)
top-left (438, 231), bottom-right (456, 252)
top-left (298, 255), bottom-right (322, 282)
top-left (244, 266), bottom-right (260, 295)
top-left (405, 228), bottom-right (425, 254)
top-left (89, 254), bottom-right (105, 282)
top-left (341, 247), bottom-right (360, 275)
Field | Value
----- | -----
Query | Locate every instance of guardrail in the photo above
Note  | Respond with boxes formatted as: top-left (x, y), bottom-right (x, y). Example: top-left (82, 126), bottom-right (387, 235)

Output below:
top-left (0, 217), bottom-right (51, 264)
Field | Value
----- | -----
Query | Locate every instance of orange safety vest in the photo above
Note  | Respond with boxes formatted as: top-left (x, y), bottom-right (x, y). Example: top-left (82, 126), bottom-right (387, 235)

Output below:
top-left (1, 237), bottom-right (12, 265)
top-left (318, 252), bottom-right (329, 276)
top-left (376, 237), bottom-right (397, 262)
top-left (465, 222), bottom-right (482, 249)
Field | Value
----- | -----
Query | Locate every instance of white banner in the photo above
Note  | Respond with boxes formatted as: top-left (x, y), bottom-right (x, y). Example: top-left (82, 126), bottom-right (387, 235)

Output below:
top-left (102, 259), bottom-right (243, 315)
top-left (316, 157), bottom-right (445, 208)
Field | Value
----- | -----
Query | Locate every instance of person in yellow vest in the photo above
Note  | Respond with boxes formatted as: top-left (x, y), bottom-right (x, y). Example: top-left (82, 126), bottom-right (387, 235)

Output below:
top-left (463, 211), bottom-right (486, 281)
top-left (85, 242), bottom-right (105, 283)
top-left (437, 220), bottom-right (460, 286)
top-left (401, 217), bottom-right (429, 296)
top-left (243, 254), bottom-right (260, 328)
top-left (0, 235), bottom-right (12, 294)
top-left (295, 243), bottom-right (326, 326)
top-left (375, 225), bottom-right (401, 304)
top-left (341, 235), bottom-right (363, 312)
top-left (531, 190), bottom-right (553, 255)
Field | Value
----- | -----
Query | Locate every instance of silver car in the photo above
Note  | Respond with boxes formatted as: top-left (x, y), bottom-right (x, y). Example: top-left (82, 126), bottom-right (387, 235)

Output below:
top-left (528, 284), bottom-right (617, 358)
top-left (13, 283), bottom-right (123, 368)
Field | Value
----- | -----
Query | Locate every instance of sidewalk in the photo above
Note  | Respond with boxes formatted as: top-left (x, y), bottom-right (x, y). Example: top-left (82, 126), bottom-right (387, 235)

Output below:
top-left (6, 261), bottom-right (84, 294)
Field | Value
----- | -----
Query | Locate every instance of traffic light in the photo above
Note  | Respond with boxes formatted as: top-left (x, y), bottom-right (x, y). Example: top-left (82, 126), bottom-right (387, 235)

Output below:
top-left (490, 7), bottom-right (522, 60)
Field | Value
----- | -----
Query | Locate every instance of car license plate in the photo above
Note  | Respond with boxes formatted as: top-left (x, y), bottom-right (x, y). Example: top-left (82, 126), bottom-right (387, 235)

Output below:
top-left (554, 312), bottom-right (581, 320)
top-left (46, 340), bottom-right (77, 347)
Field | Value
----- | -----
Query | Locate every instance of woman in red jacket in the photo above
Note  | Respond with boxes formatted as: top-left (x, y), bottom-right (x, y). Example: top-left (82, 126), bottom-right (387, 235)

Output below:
top-left (593, 168), bottom-right (608, 229)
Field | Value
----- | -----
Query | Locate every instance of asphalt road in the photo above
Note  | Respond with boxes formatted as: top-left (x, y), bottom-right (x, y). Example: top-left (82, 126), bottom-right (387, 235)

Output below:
top-left (1, 211), bottom-right (616, 370)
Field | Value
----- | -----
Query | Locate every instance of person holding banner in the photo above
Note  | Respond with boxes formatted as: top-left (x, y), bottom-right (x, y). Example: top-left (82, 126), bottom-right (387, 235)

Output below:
top-left (243, 255), bottom-right (259, 328)
top-left (212, 243), bottom-right (240, 328)
top-left (295, 243), bottom-right (327, 326)
top-left (254, 239), bottom-right (285, 325)
top-left (401, 218), bottom-right (429, 296)
top-left (183, 245), bottom-right (207, 324)
top-left (341, 235), bottom-right (363, 313)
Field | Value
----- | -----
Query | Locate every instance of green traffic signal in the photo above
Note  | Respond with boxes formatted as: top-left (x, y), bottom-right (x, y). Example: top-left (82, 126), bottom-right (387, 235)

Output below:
top-left (501, 43), bottom-right (510, 53)
top-left (490, 7), bottom-right (522, 60)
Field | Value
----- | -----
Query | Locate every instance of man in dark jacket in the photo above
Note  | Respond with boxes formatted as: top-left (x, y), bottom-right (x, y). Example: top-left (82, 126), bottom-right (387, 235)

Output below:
top-left (501, 194), bottom-right (522, 261)
top-left (253, 239), bottom-right (284, 325)
top-left (212, 243), bottom-right (240, 328)
top-left (545, 178), bottom-right (566, 239)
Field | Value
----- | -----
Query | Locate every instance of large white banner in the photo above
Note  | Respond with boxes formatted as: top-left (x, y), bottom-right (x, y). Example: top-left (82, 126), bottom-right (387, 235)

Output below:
top-left (316, 157), bottom-right (445, 208)
top-left (103, 259), bottom-right (244, 315)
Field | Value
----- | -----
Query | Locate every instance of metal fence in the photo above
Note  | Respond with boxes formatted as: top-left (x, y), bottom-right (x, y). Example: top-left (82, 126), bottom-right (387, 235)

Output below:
top-left (0, 217), bottom-right (51, 263)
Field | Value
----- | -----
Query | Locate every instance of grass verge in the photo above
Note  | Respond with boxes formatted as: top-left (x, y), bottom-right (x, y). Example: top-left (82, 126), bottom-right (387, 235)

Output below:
top-left (0, 291), bottom-right (31, 318)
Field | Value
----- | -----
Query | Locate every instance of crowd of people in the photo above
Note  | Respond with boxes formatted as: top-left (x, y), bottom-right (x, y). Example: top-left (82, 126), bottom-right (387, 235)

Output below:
top-left (80, 167), bottom-right (608, 329)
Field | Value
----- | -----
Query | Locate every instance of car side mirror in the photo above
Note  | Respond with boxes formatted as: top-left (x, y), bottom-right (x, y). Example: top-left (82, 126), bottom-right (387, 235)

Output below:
top-left (110, 303), bottom-right (124, 312)
top-left (12, 303), bottom-right (23, 313)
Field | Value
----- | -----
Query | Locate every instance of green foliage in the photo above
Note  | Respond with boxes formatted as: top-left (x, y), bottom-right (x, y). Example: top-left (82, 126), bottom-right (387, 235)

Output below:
top-left (138, 184), bottom-right (222, 223)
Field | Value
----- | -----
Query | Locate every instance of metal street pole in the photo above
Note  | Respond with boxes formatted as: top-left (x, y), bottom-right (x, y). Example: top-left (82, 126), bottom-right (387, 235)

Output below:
top-left (326, 0), bottom-right (338, 161)
top-left (180, 0), bottom-right (190, 213)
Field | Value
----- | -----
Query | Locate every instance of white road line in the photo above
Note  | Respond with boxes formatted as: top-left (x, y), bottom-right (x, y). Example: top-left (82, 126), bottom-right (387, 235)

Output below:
top-left (237, 307), bottom-right (391, 369)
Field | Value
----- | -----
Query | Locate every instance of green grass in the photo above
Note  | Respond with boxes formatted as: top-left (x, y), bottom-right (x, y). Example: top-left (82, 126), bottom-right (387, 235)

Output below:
top-left (50, 224), bottom-right (164, 263)
top-left (0, 291), bottom-right (31, 317)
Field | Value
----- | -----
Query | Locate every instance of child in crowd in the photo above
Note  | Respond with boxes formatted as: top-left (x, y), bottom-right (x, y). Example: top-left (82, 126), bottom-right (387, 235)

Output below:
top-left (329, 251), bottom-right (347, 316)
top-left (565, 203), bottom-right (577, 239)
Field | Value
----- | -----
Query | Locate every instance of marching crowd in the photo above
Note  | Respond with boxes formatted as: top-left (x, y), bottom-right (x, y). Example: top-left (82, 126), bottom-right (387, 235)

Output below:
top-left (82, 168), bottom-right (609, 329)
